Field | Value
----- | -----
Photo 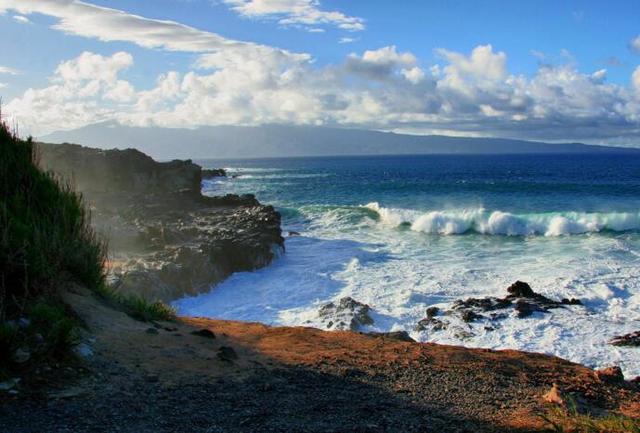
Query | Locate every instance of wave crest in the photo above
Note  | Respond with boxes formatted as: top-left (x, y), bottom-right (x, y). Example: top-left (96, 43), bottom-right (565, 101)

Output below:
top-left (363, 202), bottom-right (640, 236)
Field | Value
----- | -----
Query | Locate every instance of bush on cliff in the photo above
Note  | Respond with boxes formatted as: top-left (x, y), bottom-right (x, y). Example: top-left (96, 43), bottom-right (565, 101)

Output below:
top-left (0, 117), bottom-right (106, 316)
top-left (0, 114), bottom-right (107, 379)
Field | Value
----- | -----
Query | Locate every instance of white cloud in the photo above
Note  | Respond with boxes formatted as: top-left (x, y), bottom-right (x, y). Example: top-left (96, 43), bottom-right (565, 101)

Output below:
top-left (0, 65), bottom-right (19, 75)
top-left (633, 66), bottom-right (640, 91)
top-left (0, 83), bottom-right (6, 89)
top-left (630, 35), bottom-right (640, 53)
top-left (339, 37), bottom-right (357, 44)
top-left (12, 14), bottom-right (30, 24)
top-left (0, 0), bottom-right (308, 64)
top-left (2, 2), bottom-right (640, 143)
top-left (223, 0), bottom-right (365, 31)
top-left (5, 51), bottom-right (136, 133)
top-left (402, 66), bottom-right (425, 84)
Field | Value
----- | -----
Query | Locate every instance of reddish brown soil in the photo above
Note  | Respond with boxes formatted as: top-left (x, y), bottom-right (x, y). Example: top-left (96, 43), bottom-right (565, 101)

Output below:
top-left (1, 289), bottom-right (638, 433)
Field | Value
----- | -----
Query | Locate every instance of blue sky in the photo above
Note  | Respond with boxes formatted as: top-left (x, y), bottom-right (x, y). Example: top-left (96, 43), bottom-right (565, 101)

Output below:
top-left (1, 0), bottom-right (640, 144)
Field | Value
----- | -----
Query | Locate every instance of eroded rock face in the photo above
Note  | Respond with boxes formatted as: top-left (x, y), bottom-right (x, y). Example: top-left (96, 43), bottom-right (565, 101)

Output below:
top-left (38, 143), bottom-right (284, 302)
top-left (415, 281), bottom-right (583, 335)
top-left (38, 143), bottom-right (202, 195)
top-left (103, 194), bottom-right (284, 301)
top-left (319, 297), bottom-right (374, 331)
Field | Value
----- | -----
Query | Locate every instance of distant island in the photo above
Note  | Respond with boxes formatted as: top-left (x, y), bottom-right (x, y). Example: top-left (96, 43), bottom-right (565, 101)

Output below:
top-left (42, 122), bottom-right (640, 160)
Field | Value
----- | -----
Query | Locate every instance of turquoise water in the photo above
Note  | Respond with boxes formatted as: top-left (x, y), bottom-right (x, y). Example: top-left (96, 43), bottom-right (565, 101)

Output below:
top-left (176, 154), bottom-right (640, 377)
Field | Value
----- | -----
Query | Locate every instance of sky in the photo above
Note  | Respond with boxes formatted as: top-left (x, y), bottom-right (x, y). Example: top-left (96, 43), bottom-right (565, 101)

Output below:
top-left (1, 0), bottom-right (640, 144)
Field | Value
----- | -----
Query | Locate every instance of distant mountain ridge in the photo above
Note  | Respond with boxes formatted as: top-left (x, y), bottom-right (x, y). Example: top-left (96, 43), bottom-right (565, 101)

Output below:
top-left (41, 122), bottom-right (639, 160)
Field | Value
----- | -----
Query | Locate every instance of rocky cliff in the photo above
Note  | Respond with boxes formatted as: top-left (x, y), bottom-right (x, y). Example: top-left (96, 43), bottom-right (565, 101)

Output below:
top-left (38, 142), bottom-right (202, 195)
top-left (37, 142), bottom-right (284, 302)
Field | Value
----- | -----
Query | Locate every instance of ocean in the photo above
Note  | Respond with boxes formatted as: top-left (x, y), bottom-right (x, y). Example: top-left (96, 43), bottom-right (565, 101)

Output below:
top-left (174, 154), bottom-right (640, 377)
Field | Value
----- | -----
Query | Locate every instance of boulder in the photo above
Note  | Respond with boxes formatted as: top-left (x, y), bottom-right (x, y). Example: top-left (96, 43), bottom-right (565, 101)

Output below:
top-left (595, 366), bottom-right (625, 384)
top-left (609, 331), bottom-right (640, 347)
top-left (507, 281), bottom-right (535, 298)
top-left (201, 168), bottom-right (227, 178)
top-left (319, 297), bottom-right (374, 331)
top-left (419, 281), bottom-right (584, 334)
top-left (369, 331), bottom-right (416, 342)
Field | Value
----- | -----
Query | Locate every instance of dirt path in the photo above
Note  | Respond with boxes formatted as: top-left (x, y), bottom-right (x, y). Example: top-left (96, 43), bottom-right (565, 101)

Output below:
top-left (1, 288), bottom-right (638, 433)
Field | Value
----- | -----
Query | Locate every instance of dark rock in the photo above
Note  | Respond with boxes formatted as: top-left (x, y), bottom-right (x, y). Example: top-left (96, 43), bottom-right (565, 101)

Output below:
top-left (514, 300), bottom-right (545, 318)
top-left (452, 297), bottom-right (511, 312)
top-left (38, 142), bottom-right (285, 303)
top-left (595, 366), bottom-right (624, 384)
top-left (319, 297), bottom-right (374, 331)
top-left (430, 281), bottom-right (583, 331)
top-left (145, 327), bottom-right (159, 335)
top-left (609, 331), bottom-right (640, 347)
top-left (369, 331), bottom-right (416, 342)
top-left (460, 310), bottom-right (483, 323)
top-left (561, 298), bottom-right (582, 305)
top-left (201, 168), bottom-right (226, 178)
top-left (190, 329), bottom-right (216, 339)
top-left (415, 317), bottom-right (448, 332)
top-left (288, 231), bottom-right (301, 237)
top-left (506, 281), bottom-right (535, 298)
top-left (217, 346), bottom-right (238, 362)
top-left (38, 143), bottom-right (202, 196)
top-left (426, 307), bottom-right (439, 318)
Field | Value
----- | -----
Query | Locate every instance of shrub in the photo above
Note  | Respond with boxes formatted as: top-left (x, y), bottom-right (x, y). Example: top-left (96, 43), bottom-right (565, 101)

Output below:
top-left (542, 400), bottom-right (640, 433)
top-left (0, 113), bottom-right (107, 318)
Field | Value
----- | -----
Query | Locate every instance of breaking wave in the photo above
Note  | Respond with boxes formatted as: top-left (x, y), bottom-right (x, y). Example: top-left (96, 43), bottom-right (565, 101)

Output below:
top-left (363, 202), bottom-right (640, 236)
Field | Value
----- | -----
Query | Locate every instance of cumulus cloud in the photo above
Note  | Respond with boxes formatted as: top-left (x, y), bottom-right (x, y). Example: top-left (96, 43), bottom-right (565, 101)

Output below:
top-left (5, 51), bottom-right (135, 132)
top-left (346, 46), bottom-right (419, 81)
top-left (339, 37), bottom-right (357, 44)
top-left (223, 0), bottom-right (365, 31)
top-left (631, 35), bottom-right (640, 53)
top-left (0, 65), bottom-right (19, 75)
top-left (2, 2), bottom-right (640, 143)
top-left (633, 66), bottom-right (640, 91)
top-left (0, 0), bottom-right (307, 64)
top-left (12, 14), bottom-right (31, 24)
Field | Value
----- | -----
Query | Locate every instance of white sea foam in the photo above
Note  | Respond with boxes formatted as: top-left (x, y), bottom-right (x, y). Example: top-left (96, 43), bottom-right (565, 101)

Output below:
top-left (363, 202), bottom-right (640, 236)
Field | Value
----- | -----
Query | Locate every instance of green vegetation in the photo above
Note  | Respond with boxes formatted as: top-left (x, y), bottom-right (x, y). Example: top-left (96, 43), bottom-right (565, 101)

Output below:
top-left (542, 401), bottom-right (640, 433)
top-left (94, 285), bottom-right (176, 322)
top-left (0, 114), bottom-right (174, 381)
top-left (0, 115), bottom-right (107, 315)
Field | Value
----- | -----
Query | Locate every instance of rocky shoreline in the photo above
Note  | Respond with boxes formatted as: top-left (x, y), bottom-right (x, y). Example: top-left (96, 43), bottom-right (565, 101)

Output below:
top-left (38, 142), bottom-right (284, 302)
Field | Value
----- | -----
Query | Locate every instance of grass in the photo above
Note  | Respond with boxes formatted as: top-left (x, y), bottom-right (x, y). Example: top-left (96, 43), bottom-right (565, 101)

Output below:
top-left (0, 113), bottom-right (106, 318)
top-left (541, 400), bottom-right (640, 433)
top-left (0, 300), bottom-right (79, 381)
top-left (94, 285), bottom-right (176, 322)
top-left (0, 112), bottom-right (174, 381)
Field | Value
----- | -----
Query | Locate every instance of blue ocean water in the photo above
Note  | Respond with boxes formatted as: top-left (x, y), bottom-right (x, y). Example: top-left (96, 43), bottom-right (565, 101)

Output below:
top-left (175, 154), bottom-right (640, 376)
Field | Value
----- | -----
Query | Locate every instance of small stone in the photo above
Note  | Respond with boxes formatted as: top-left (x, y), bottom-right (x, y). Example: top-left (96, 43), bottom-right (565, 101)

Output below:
top-left (49, 387), bottom-right (84, 399)
top-left (0, 378), bottom-right (20, 391)
top-left (217, 346), bottom-right (238, 362)
top-left (426, 307), bottom-right (439, 318)
top-left (595, 366), bottom-right (624, 384)
top-left (145, 327), bottom-right (159, 335)
top-left (543, 383), bottom-right (564, 405)
top-left (74, 343), bottom-right (93, 358)
top-left (460, 310), bottom-right (483, 323)
top-left (13, 347), bottom-right (30, 364)
top-left (190, 329), bottom-right (216, 339)
top-left (561, 298), bottom-right (582, 305)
